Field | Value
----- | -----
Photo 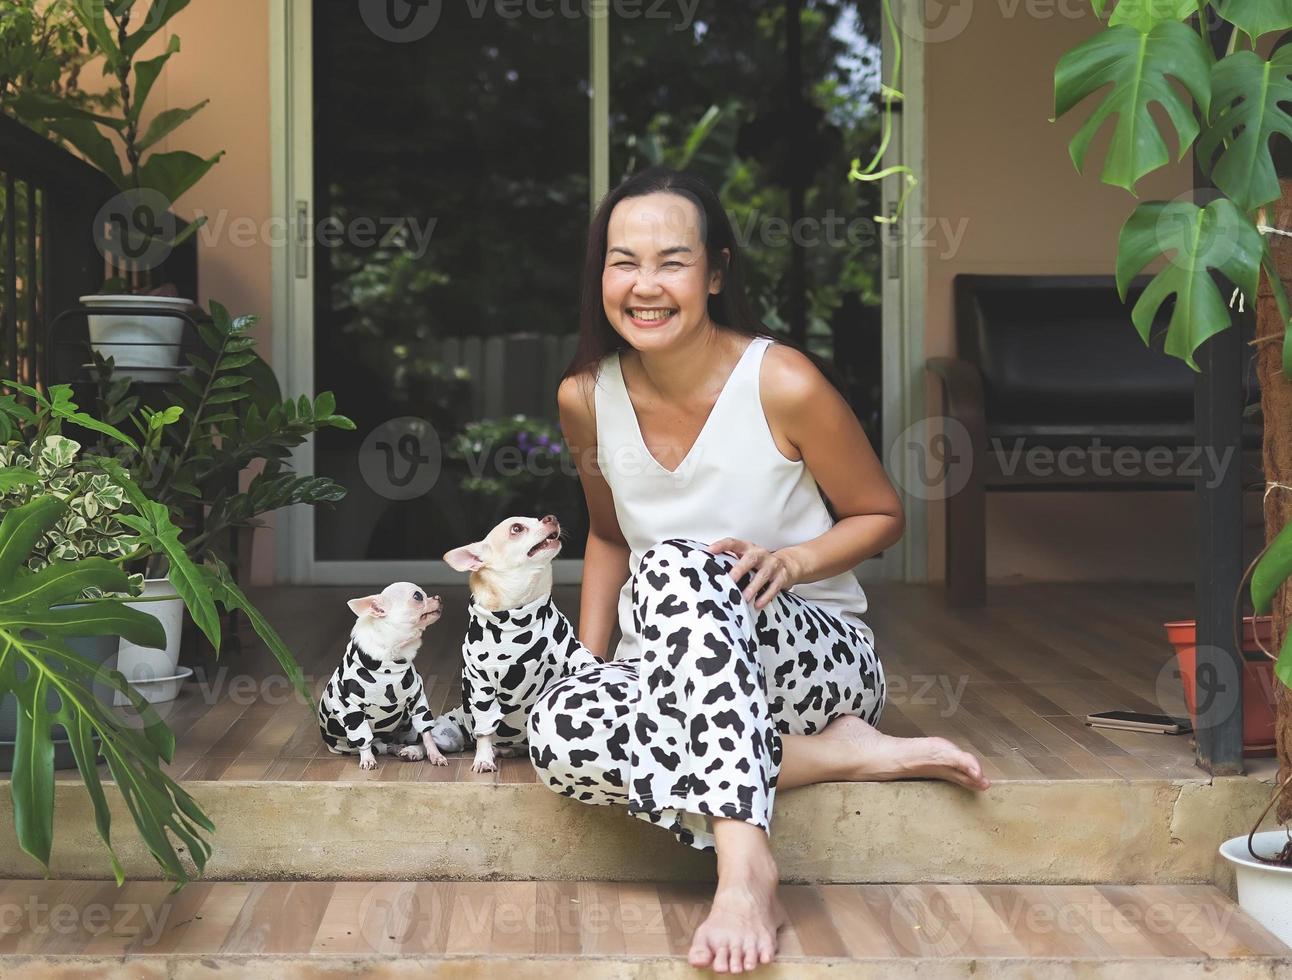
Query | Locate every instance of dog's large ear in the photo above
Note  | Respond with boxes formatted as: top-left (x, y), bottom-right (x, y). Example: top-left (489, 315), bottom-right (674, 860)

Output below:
top-left (443, 542), bottom-right (487, 572)
top-left (347, 594), bottom-right (387, 618)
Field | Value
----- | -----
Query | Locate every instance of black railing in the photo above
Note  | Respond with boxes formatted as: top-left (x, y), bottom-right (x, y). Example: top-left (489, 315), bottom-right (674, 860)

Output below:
top-left (0, 113), bottom-right (197, 390)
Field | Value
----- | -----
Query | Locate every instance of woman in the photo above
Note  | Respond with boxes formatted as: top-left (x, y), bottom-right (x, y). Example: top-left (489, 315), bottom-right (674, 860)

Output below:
top-left (526, 167), bottom-right (990, 973)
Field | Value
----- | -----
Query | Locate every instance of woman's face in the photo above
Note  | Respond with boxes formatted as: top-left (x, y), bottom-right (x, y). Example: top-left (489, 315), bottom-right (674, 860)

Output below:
top-left (602, 191), bottom-right (725, 351)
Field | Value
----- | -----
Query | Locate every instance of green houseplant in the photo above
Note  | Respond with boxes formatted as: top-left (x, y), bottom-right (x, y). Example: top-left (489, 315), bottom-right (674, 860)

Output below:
top-left (5, 0), bottom-right (223, 374)
top-left (0, 356), bottom-right (324, 882)
top-left (1052, 0), bottom-right (1292, 939)
top-left (0, 494), bottom-right (212, 885)
top-left (87, 301), bottom-right (352, 578)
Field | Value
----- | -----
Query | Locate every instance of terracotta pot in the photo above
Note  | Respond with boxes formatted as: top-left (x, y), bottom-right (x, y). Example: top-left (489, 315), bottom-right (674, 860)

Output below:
top-left (1163, 616), bottom-right (1278, 757)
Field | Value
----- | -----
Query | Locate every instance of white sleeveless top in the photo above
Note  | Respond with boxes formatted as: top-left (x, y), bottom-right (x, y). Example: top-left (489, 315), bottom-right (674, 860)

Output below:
top-left (593, 335), bottom-right (874, 663)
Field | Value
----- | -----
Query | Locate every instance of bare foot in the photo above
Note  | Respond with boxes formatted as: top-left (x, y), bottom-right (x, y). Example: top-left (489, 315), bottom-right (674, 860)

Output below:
top-left (688, 851), bottom-right (787, 972)
top-left (822, 715), bottom-right (991, 791)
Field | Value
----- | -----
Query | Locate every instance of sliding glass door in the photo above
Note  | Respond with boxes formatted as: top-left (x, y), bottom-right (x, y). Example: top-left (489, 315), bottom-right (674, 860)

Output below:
top-left (301, 0), bottom-right (886, 577)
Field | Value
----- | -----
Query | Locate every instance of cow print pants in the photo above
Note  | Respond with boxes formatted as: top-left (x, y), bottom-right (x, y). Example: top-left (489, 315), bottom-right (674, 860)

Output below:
top-left (527, 537), bottom-right (886, 853)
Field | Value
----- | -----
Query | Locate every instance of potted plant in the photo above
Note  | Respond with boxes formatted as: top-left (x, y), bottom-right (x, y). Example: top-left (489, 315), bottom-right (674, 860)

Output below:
top-left (1052, 0), bottom-right (1292, 940)
top-left (1163, 615), bottom-right (1279, 756)
top-left (6, 0), bottom-right (222, 375)
top-left (0, 430), bottom-right (160, 725)
top-left (1, 354), bottom-right (317, 717)
top-left (0, 492), bottom-right (214, 885)
top-left (86, 301), bottom-right (353, 651)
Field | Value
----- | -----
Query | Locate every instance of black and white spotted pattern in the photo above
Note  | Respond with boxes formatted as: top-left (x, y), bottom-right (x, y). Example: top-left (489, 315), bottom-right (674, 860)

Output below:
top-left (317, 638), bottom-right (436, 754)
top-left (439, 593), bottom-right (601, 753)
top-left (526, 537), bottom-right (886, 852)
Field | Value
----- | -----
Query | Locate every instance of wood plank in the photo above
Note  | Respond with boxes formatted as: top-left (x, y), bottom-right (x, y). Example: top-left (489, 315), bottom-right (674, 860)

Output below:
top-left (139, 583), bottom-right (1204, 786)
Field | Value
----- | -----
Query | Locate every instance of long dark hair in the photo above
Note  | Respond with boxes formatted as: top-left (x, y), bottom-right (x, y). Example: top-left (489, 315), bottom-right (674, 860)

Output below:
top-left (562, 166), bottom-right (834, 387)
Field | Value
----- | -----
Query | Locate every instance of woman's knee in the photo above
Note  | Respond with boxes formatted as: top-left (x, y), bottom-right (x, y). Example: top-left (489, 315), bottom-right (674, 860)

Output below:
top-left (637, 537), bottom-right (743, 598)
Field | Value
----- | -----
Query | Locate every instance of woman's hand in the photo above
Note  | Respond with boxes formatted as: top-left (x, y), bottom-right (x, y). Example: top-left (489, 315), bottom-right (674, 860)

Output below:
top-left (704, 538), bottom-right (803, 610)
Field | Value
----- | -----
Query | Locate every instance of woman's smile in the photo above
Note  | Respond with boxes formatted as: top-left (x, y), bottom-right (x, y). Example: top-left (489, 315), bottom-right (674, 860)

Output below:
top-left (627, 306), bottom-right (678, 327)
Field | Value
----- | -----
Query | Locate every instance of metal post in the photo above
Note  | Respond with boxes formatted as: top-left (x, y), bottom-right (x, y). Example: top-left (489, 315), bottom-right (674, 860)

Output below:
top-left (1192, 15), bottom-right (1244, 775)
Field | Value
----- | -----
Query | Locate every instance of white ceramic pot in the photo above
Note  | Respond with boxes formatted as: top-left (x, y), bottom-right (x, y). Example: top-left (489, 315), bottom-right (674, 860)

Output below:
top-left (115, 577), bottom-right (185, 705)
top-left (80, 294), bottom-right (193, 377)
top-left (122, 666), bottom-right (194, 706)
top-left (1219, 832), bottom-right (1292, 947)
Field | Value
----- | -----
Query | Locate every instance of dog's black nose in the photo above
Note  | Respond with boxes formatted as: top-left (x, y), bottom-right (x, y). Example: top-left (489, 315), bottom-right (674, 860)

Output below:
top-left (541, 514), bottom-right (556, 525)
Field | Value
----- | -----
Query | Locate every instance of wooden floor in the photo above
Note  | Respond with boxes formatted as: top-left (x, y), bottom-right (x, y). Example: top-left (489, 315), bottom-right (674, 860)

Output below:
top-left (85, 582), bottom-right (1212, 784)
top-left (0, 879), bottom-right (1285, 961)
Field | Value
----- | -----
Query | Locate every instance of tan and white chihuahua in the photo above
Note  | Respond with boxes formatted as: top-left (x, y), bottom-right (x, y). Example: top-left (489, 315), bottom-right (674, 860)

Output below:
top-left (317, 582), bottom-right (451, 770)
top-left (436, 515), bottom-right (599, 773)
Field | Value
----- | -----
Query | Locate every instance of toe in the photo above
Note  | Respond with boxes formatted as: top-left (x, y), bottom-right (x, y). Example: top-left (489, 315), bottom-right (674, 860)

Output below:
top-left (713, 942), bottom-right (730, 973)
top-left (743, 937), bottom-right (760, 971)
top-left (759, 933), bottom-right (776, 963)
top-left (688, 936), bottom-right (714, 967)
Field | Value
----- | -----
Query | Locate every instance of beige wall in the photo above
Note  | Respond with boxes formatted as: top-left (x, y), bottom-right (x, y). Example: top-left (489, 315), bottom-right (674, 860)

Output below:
top-left (137, 3), bottom-right (1246, 585)
top-left (132, 0), bottom-right (277, 584)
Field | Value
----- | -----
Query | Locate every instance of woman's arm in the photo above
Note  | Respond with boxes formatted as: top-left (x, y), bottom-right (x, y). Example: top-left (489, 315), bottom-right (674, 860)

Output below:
top-left (759, 343), bottom-right (905, 585)
top-left (557, 372), bottom-right (631, 660)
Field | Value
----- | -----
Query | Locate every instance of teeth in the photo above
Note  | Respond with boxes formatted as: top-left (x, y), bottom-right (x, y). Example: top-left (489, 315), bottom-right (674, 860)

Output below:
top-left (631, 309), bottom-right (674, 321)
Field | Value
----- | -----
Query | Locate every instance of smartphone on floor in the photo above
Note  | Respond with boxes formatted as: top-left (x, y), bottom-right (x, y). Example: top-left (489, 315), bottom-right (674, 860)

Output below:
top-left (1085, 710), bottom-right (1191, 735)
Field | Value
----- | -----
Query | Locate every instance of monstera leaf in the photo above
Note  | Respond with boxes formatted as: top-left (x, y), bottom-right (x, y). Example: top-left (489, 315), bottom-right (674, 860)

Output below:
top-left (1217, 0), bottom-right (1292, 39)
top-left (1053, 21), bottom-right (1212, 193)
top-left (0, 496), bottom-right (214, 884)
top-left (1104, 0), bottom-right (1198, 32)
top-left (1198, 48), bottom-right (1292, 213)
top-left (1115, 197), bottom-right (1263, 369)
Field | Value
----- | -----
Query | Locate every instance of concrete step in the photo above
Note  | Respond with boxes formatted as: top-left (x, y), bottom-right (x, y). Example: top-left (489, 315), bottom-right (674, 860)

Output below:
top-left (0, 775), bottom-right (1279, 886)
top-left (0, 879), bottom-right (1286, 976)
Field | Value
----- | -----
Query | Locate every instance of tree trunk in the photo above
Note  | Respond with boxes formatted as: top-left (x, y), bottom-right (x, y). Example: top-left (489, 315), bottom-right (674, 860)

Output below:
top-left (1254, 179), bottom-right (1292, 824)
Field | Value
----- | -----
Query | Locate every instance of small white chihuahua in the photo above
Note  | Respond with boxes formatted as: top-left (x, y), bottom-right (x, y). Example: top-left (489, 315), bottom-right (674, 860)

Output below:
top-left (317, 582), bottom-right (450, 770)
top-left (434, 514), bottom-right (600, 773)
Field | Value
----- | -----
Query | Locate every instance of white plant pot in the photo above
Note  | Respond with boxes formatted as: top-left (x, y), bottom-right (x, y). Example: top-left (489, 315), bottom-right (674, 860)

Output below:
top-left (121, 666), bottom-right (194, 706)
top-left (1219, 832), bottom-right (1292, 948)
top-left (115, 577), bottom-right (185, 706)
top-left (80, 294), bottom-right (193, 378)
